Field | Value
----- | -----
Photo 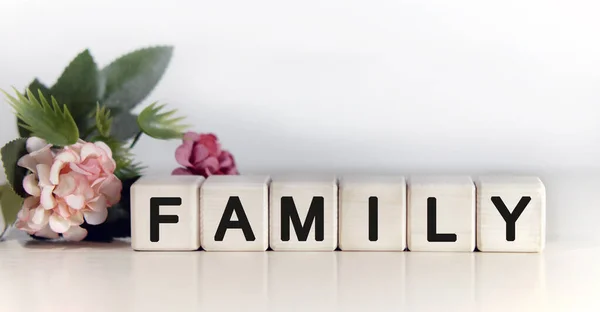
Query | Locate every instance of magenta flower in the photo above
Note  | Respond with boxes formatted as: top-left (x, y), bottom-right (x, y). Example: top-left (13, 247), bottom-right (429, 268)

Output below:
top-left (15, 137), bottom-right (122, 241)
top-left (172, 132), bottom-right (239, 177)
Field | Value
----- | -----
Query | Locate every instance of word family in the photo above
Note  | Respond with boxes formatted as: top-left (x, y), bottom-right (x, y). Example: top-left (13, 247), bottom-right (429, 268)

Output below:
top-left (130, 175), bottom-right (545, 253)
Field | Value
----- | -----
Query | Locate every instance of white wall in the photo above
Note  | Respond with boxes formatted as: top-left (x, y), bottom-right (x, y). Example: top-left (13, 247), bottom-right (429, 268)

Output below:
top-left (1, 0), bottom-right (599, 242)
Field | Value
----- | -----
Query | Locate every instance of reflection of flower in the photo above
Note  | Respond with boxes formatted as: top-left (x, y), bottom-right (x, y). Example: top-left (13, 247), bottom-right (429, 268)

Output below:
top-left (15, 137), bottom-right (122, 241)
top-left (172, 132), bottom-right (239, 178)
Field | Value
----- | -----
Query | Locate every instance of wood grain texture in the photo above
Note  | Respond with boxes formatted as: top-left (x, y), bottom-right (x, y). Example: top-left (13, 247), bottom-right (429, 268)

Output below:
top-left (269, 175), bottom-right (338, 251)
top-left (339, 175), bottom-right (406, 251)
top-left (130, 175), bottom-right (204, 251)
top-left (200, 175), bottom-right (270, 251)
top-left (407, 176), bottom-right (476, 252)
top-left (476, 176), bottom-right (545, 252)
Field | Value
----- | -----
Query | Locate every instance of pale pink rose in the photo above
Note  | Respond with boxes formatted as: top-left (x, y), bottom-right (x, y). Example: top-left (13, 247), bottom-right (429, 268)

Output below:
top-left (172, 132), bottom-right (239, 177)
top-left (15, 137), bottom-right (122, 241)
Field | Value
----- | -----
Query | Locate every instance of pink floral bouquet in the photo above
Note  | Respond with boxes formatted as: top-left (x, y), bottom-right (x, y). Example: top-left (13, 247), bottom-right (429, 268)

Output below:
top-left (0, 46), bottom-right (238, 242)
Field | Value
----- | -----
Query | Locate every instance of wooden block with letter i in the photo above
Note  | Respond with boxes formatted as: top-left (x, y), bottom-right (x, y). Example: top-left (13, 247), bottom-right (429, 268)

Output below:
top-left (131, 175), bottom-right (204, 251)
top-left (200, 175), bottom-right (270, 251)
top-left (270, 176), bottom-right (338, 251)
top-left (339, 175), bottom-right (406, 251)
top-left (476, 176), bottom-right (546, 252)
top-left (407, 176), bottom-right (476, 252)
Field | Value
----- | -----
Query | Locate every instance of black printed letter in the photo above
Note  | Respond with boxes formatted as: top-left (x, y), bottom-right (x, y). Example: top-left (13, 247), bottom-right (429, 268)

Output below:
top-left (281, 196), bottom-right (324, 241)
top-left (369, 196), bottom-right (378, 241)
top-left (491, 196), bottom-right (531, 241)
top-left (214, 196), bottom-right (256, 241)
top-left (150, 197), bottom-right (181, 242)
top-left (427, 197), bottom-right (457, 242)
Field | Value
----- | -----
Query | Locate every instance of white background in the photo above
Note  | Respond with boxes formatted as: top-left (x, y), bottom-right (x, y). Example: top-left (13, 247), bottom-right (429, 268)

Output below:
top-left (1, 0), bottom-right (599, 243)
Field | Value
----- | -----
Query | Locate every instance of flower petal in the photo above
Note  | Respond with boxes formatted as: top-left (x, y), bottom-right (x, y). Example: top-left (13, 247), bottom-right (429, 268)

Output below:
top-left (26, 137), bottom-right (48, 153)
top-left (87, 196), bottom-right (107, 212)
top-left (49, 214), bottom-right (70, 233)
top-left (94, 141), bottom-right (113, 159)
top-left (80, 143), bottom-right (101, 161)
top-left (36, 164), bottom-right (52, 187)
top-left (69, 211), bottom-right (85, 226)
top-left (31, 147), bottom-right (54, 167)
top-left (62, 226), bottom-right (87, 241)
top-left (17, 154), bottom-right (38, 173)
top-left (40, 186), bottom-right (56, 209)
top-left (98, 175), bottom-right (122, 205)
top-left (23, 174), bottom-right (41, 196)
top-left (65, 194), bottom-right (85, 210)
top-left (175, 143), bottom-right (194, 167)
top-left (34, 225), bottom-right (59, 239)
top-left (83, 208), bottom-right (108, 225)
top-left (31, 206), bottom-right (50, 225)
top-left (172, 168), bottom-right (193, 175)
top-left (183, 131), bottom-right (200, 141)
top-left (53, 173), bottom-right (76, 197)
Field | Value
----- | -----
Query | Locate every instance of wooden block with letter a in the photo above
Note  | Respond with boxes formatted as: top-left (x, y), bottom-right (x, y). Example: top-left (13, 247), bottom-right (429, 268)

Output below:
top-left (269, 175), bottom-right (338, 251)
top-left (407, 176), bottom-right (476, 252)
top-left (476, 176), bottom-right (545, 252)
top-left (200, 175), bottom-right (270, 251)
top-left (131, 175), bottom-right (204, 251)
top-left (339, 175), bottom-right (407, 251)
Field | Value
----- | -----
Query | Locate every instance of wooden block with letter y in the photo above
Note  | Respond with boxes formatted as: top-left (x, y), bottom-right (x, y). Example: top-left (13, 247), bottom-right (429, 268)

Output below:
top-left (200, 175), bottom-right (270, 251)
top-left (131, 175), bottom-right (204, 251)
top-left (476, 176), bottom-right (546, 252)
top-left (269, 176), bottom-right (338, 251)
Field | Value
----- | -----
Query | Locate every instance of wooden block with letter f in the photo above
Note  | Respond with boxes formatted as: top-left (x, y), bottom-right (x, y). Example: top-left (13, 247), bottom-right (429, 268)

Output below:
top-left (200, 175), bottom-right (270, 251)
top-left (269, 176), bottom-right (338, 251)
top-left (476, 176), bottom-right (545, 252)
top-left (130, 175), bottom-right (205, 251)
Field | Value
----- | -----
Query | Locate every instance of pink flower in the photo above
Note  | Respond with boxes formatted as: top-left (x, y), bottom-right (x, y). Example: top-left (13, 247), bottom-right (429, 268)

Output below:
top-left (172, 132), bottom-right (239, 177)
top-left (15, 137), bottom-right (122, 241)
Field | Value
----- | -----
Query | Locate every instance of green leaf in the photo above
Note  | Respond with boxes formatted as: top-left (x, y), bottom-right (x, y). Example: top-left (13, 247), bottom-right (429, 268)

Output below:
top-left (101, 46), bottom-right (173, 111)
top-left (111, 112), bottom-right (140, 141)
top-left (0, 183), bottom-right (24, 227)
top-left (50, 49), bottom-right (102, 129)
top-left (95, 103), bottom-right (113, 137)
top-left (1, 138), bottom-right (29, 198)
top-left (19, 79), bottom-right (52, 137)
top-left (137, 102), bottom-right (188, 140)
top-left (2, 88), bottom-right (80, 146)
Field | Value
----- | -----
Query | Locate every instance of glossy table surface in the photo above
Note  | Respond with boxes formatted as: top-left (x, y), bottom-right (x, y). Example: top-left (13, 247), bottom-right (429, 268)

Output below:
top-left (0, 232), bottom-right (598, 312)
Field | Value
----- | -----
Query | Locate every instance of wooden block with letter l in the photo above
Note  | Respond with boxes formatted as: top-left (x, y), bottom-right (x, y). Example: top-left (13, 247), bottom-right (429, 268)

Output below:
top-left (200, 175), bottom-right (270, 251)
top-left (130, 175), bottom-right (204, 251)
top-left (269, 176), bottom-right (338, 251)
top-left (407, 176), bottom-right (476, 252)
top-left (476, 176), bottom-right (546, 252)
top-left (338, 175), bottom-right (407, 251)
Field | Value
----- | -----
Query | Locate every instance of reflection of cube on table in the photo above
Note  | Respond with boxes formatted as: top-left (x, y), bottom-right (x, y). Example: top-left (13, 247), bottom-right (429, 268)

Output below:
top-left (200, 175), bottom-right (270, 251)
top-left (476, 176), bottom-right (545, 252)
top-left (131, 175), bottom-right (204, 251)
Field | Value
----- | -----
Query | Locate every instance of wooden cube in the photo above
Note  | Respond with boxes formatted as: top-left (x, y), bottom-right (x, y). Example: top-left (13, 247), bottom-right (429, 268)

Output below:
top-left (339, 175), bottom-right (406, 251)
top-left (407, 176), bottom-right (475, 252)
top-left (200, 175), bottom-right (270, 251)
top-left (269, 176), bottom-right (338, 251)
top-left (131, 175), bottom-right (204, 251)
top-left (476, 176), bottom-right (545, 252)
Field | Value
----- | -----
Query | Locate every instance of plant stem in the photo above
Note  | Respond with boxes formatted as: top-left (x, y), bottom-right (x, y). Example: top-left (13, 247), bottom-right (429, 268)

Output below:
top-left (129, 131), bottom-right (143, 148)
